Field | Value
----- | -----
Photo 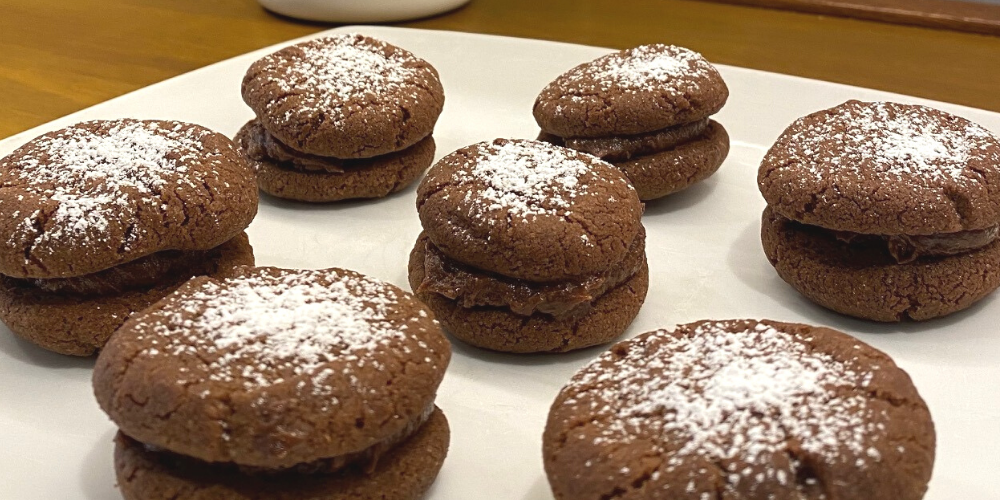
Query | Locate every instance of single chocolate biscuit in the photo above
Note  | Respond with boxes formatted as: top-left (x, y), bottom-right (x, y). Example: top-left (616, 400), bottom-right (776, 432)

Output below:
top-left (762, 207), bottom-right (1000, 321)
top-left (0, 233), bottom-right (254, 356)
top-left (409, 239), bottom-right (649, 353)
top-left (544, 319), bottom-right (935, 500)
top-left (417, 139), bottom-right (643, 282)
top-left (534, 45), bottom-right (728, 138)
top-left (236, 120), bottom-right (435, 202)
top-left (0, 119), bottom-right (258, 279)
top-left (114, 408), bottom-right (449, 500)
top-left (242, 33), bottom-right (444, 159)
top-left (93, 266), bottom-right (451, 469)
top-left (759, 100), bottom-right (1000, 235)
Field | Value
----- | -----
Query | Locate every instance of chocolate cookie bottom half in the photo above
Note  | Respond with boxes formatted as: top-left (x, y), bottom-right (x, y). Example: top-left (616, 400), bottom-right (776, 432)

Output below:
top-left (409, 239), bottom-right (649, 353)
top-left (115, 408), bottom-right (449, 500)
top-left (762, 206), bottom-right (1000, 321)
top-left (542, 120), bottom-right (729, 201)
top-left (236, 120), bottom-right (435, 202)
top-left (0, 233), bottom-right (254, 356)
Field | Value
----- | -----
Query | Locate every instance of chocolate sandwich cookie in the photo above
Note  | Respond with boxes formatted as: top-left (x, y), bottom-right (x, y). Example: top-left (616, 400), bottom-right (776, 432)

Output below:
top-left (544, 319), bottom-right (935, 500)
top-left (93, 266), bottom-right (451, 500)
top-left (0, 119), bottom-right (258, 355)
top-left (535, 44), bottom-right (730, 201)
top-left (240, 34), bottom-right (444, 202)
top-left (411, 139), bottom-right (647, 353)
top-left (236, 120), bottom-right (435, 202)
top-left (113, 410), bottom-right (449, 500)
top-left (0, 233), bottom-right (253, 356)
top-left (759, 101), bottom-right (1000, 321)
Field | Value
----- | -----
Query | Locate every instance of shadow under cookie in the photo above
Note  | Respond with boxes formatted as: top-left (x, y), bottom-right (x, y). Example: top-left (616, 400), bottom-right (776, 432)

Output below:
top-left (251, 135), bottom-right (435, 203)
top-left (114, 408), bottom-right (449, 500)
top-left (761, 206), bottom-right (1000, 322)
top-left (0, 233), bottom-right (254, 356)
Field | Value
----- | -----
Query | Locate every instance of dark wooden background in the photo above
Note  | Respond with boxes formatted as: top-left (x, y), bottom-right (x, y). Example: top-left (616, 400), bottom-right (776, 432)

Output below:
top-left (2, 0), bottom-right (1000, 139)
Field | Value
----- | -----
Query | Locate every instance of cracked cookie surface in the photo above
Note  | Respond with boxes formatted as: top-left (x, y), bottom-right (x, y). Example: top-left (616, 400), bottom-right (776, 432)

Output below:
top-left (543, 319), bottom-right (935, 500)
top-left (417, 139), bottom-right (642, 282)
top-left (533, 44), bottom-right (728, 138)
top-left (241, 33), bottom-right (444, 159)
top-left (534, 45), bottom-right (729, 201)
top-left (757, 102), bottom-right (1000, 321)
top-left (758, 100), bottom-right (1000, 235)
top-left (93, 266), bottom-right (451, 469)
top-left (762, 206), bottom-right (1000, 321)
top-left (0, 119), bottom-right (258, 279)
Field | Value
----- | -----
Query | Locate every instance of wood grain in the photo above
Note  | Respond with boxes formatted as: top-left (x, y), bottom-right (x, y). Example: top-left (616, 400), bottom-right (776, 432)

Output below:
top-left (699, 0), bottom-right (1000, 36)
top-left (1, 0), bottom-right (1000, 139)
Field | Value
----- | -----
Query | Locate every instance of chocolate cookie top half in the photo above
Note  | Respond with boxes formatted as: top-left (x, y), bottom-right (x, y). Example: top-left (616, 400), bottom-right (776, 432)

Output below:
top-left (242, 33), bottom-right (445, 159)
top-left (759, 100), bottom-right (1000, 235)
top-left (417, 139), bottom-right (643, 282)
top-left (545, 319), bottom-right (935, 500)
top-left (534, 44), bottom-right (728, 138)
top-left (93, 266), bottom-right (451, 469)
top-left (0, 119), bottom-right (258, 279)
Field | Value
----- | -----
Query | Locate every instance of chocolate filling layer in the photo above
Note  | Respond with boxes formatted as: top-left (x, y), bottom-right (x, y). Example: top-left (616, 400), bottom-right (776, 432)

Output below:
top-left (240, 120), bottom-right (347, 173)
top-left (835, 226), bottom-right (1000, 264)
top-left (539, 119), bottom-right (710, 162)
top-left (781, 213), bottom-right (999, 264)
top-left (21, 247), bottom-right (228, 296)
top-left (418, 228), bottom-right (645, 319)
top-left (144, 403), bottom-right (437, 478)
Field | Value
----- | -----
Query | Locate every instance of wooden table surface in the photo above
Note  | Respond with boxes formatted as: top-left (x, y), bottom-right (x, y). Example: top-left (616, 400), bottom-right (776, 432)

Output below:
top-left (2, 0), bottom-right (999, 140)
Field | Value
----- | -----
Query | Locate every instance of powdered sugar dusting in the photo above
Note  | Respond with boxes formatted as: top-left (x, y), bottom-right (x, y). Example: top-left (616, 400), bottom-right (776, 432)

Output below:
top-left (558, 45), bottom-right (714, 95)
top-left (4, 120), bottom-right (216, 253)
top-left (137, 269), bottom-right (423, 397)
top-left (267, 34), bottom-right (423, 125)
top-left (780, 101), bottom-right (998, 185)
top-left (457, 140), bottom-right (618, 221)
top-left (562, 321), bottom-right (884, 493)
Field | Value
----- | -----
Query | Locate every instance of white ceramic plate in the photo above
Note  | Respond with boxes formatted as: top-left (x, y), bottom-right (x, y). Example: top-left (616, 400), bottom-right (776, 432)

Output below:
top-left (1, 26), bottom-right (998, 500)
top-left (257, 0), bottom-right (471, 23)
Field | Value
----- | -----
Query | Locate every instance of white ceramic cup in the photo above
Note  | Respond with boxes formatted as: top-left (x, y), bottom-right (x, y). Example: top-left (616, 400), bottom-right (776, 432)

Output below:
top-left (258, 0), bottom-right (472, 23)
